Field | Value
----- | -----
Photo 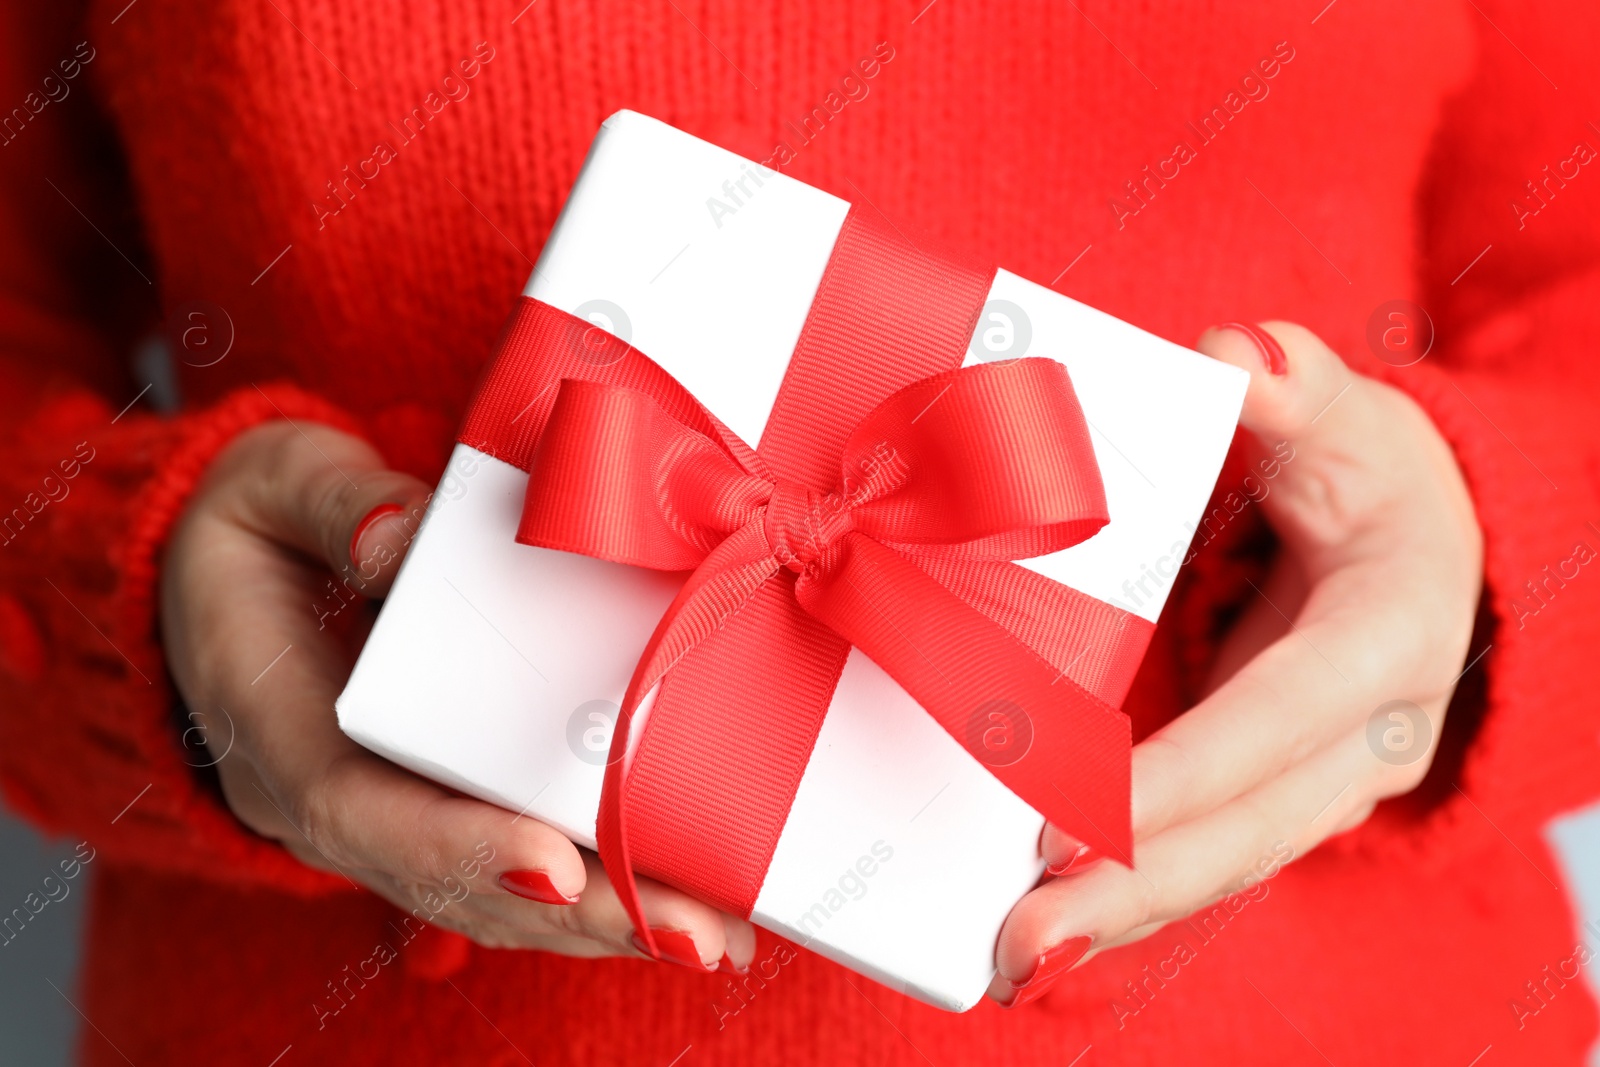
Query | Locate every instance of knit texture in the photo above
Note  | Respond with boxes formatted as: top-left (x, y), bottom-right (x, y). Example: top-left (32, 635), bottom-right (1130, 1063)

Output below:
top-left (1, 0), bottom-right (1598, 1063)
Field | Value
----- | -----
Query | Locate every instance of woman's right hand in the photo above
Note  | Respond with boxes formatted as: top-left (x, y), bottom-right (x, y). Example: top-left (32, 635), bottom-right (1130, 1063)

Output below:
top-left (160, 419), bottom-right (755, 972)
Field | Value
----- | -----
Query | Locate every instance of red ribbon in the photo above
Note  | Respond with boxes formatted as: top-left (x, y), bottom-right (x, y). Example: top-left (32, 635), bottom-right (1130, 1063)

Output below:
top-left (459, 206), bottom-right (1152, 955)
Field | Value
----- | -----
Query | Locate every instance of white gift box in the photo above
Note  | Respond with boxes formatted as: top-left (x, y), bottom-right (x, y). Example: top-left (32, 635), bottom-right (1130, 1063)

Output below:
top-left (337, 110), bottom-right (1247, 1011)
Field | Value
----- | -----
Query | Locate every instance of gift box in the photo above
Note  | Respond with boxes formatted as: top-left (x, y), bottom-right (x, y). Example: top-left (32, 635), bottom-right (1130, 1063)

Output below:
top-left (337, 110), bottom-right (1247, 1011)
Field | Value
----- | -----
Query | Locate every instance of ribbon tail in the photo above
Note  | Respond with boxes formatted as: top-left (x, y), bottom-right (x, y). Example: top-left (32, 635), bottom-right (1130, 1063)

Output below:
top-left (911, 556), bottom-right (1154, 708)
top-left (596, 694), bottom-right (648, 948)
top-left (797, 533), bottom-right (1134, 863)
top-left (596, 521), bottom-right (780, 954)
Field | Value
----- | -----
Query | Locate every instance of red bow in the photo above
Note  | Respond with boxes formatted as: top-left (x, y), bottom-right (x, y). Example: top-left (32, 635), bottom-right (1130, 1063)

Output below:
top-left (519, 339), bottom-right (1141, 954)
top-left (459, 207), bottom-right (1149, 956)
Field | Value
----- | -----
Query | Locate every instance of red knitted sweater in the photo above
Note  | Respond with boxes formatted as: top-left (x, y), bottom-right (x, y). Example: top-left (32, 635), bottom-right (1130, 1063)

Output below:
top-left (3, 0), bottom-right (1599, 1063)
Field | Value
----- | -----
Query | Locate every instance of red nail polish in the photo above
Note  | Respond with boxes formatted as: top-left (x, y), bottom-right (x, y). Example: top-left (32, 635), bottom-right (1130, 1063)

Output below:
top-left (632, 928), bottom-right (715, 971)
top-left (497, 869), bottom-right (578, 905)
top-left (1046, 843), bottom-right (1092, 877)
top-left (717, 953), bottom-right (749, 975)
top-left (1002, 936), bottom-right (1093, 1010)
top-left (1217, 322), bottom-right (1288, 376)
top-left (349, 502), bottom-right (404, 564)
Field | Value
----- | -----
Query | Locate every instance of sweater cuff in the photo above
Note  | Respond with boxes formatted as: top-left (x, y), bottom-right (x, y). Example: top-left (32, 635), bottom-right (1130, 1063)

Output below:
top-left (3, 383), bottom-right (365, 895)
top-left (133, 383), bottom-right (366, 893)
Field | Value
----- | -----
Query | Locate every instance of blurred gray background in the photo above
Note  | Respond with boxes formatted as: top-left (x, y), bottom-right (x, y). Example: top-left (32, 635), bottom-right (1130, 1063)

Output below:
top-left (0, 804), bottom-right (88, 1066)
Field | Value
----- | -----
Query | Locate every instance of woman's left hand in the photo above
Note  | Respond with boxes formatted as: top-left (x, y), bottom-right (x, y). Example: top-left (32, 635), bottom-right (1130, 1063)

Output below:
top-left (989, 320), bottom-right (1482, 1008)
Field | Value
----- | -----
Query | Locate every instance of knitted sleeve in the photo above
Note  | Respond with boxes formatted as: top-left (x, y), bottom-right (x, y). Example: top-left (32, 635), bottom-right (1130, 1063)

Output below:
top-left (0, 5), bottom-right (352, 894)
top-left (1353, 0), bottom-right (1600, 853)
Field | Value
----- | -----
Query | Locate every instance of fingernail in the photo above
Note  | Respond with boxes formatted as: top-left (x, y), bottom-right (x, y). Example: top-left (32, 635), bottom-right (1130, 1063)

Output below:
top-left (349, 502), bottom-right (404, 564)
top-left (632, 928), bottom-right (716, 971)
top-left (497, 869), bottom-right (578, 905)
top-left (1002, 935), bottom-right (1093, 1010)
top-left (1217, 322), bottom-right (1288, 376)
top-left (1046, 843), bottom-right (1092, 877)
top-left (717, 953), bottom-right (749, 975)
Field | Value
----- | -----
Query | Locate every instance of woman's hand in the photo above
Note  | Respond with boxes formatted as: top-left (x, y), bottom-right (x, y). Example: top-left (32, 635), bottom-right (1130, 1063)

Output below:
top-left (989, 321), bottom-right (1482, 1007)
top-left (161, 420), bottom-right (755, 972)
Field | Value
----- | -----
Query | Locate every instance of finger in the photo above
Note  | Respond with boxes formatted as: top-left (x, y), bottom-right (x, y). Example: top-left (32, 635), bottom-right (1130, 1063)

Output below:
top-left (1077, 728), bottom-right (1416, 956)
top-left (241, 702), bottom-right (734, 971)
top-left (1197, 321), bottom-right (1477, 572)
top-left (1332, 799), bottom-right (1378, 835)
top-left (423, 850), bottom-right (755, 968)
top-left (1197, 319), bottom-right (1365, 561)
top-left (1038, 826), bottom-right (1096, 874)
top-left (1199, 320), bottom-right (1352, 451)
top-left (992, 726), bottom-right (1404, 1004)
top-left (542, 852), bottom-right (742, 971)
top-left (1128, 599), bottom-right (1410, 842)
top-left (219, 420), bottom-right (432, 598)
top-left (720, 912), bottom-right (759, 972)
top-left (294, 750), bottom-right (589, 904)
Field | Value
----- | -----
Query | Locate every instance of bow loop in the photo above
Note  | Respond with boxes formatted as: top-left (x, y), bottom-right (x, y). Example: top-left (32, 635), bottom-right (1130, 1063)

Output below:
top-left (843, 358), bottom-right (1110, 561)
top-left (517, 378), bottom-right (769, 571)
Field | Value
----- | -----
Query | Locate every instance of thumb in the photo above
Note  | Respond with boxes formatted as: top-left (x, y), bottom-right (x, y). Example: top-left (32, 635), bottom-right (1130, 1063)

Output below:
top-left (1194, 319), bottom-right (1458, 570)
top-left (1195, 320), bottom-right (1356, 447)
top-left (229, 420), bottom-right (433, 599)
